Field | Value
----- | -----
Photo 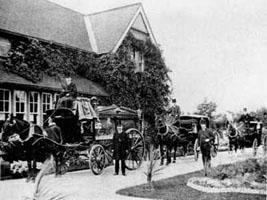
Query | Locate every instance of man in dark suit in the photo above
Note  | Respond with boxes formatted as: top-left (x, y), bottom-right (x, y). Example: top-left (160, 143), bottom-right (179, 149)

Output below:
top-left (197, 118), bottom-right (215, 176)
top-left (58, 75), bottom-right (77, 109)
top-left (113, 121), bottom-right (128, 176)
top-left (168, 99), bottom-right (181, 121)
top-left (238, 108), bottom-right (252, 124)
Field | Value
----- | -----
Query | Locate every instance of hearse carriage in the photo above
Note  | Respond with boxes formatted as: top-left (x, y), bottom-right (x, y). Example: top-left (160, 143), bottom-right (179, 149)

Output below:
top-left (45, 97), bottom-right (145, 175)
top-left (0, 96), bottom-right (145, 177)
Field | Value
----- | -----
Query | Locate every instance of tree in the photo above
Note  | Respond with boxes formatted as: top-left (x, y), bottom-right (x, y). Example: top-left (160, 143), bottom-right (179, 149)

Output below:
top-left (195, 98), bottom-right (217, 119)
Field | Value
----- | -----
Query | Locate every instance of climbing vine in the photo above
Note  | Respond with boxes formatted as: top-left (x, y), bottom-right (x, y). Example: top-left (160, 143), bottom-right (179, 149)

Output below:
top-left (4, 33), bottom-right (171, 124)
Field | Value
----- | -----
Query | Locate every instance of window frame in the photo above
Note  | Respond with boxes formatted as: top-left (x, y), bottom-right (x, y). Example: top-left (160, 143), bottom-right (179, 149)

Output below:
top-left (14, 90), bottom-right (27, 120)
top-left (0, 89), bottom-right (11, 120)
top-left (29, 91), bottom-right (40, 124)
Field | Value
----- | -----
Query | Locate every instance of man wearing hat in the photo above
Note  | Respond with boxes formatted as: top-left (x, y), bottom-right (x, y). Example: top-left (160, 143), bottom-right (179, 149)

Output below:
top-left (168, 99), bottom-right (181, 122)
top-left (113, 120), bottom-right (129, 176)
top-left (238, 108), bottom-right (253, 133)
top-left (197, 118), bottom-right (215, 175)
top-left (58, 74), bottom-right (77, 109)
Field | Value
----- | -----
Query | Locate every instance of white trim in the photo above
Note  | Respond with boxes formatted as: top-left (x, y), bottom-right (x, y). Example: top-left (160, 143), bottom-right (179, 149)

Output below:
top-left (84, 15), bottom-right (98, 53)
top-left (112, 5), bottom-right (157, 53)
top-left (139, 6), bottom-right (157, 44)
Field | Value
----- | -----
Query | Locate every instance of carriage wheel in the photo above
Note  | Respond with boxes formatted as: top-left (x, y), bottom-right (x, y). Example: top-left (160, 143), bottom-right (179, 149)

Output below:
top-left (88, 144), bottom-right (105, 175)
top-left (252, 138), bottom-right (258, 157)
top-left (263, 136), bottom-right (267, 155)
top-left (125, 128), bottom-right (145, 170)
top-left (194, 139), bottom-right (199, 161)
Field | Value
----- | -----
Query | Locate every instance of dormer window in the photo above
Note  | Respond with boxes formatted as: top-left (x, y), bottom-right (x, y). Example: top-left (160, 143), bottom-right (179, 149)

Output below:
top-left (131, 50), bottom-right (145, 72)
top-left (0, 37), bottom-right (11, 58)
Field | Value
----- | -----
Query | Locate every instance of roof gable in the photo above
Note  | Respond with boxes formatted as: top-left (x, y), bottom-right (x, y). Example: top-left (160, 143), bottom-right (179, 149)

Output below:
top-left (132, 13), bottom-right (148, 33)
top-left (88, 4), bottom-right (141, 54)
top-left (0, 0), bottom-right (92, 51)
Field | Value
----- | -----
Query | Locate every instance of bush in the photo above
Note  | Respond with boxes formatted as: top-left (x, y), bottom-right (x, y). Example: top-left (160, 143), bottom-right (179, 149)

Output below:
top-left (212, 157), bottom-right (267, 183)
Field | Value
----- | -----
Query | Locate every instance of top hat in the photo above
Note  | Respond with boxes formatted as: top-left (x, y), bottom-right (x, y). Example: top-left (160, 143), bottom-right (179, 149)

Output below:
top-left (200, 118), bottom-right (207, 124)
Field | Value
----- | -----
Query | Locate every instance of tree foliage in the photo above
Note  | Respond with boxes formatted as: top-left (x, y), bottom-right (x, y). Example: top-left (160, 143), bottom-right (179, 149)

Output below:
top-left (4, 34), bottom-right (171, 124)
top-left (195, 98), bottom-right (217, 119)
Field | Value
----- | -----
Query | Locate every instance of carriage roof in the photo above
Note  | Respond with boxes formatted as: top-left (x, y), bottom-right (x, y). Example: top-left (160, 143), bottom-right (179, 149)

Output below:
top-left (98, 104), bottom-right (139, 120)
top-left (180, 115), bottom-right (209, 121)
top-left (46, 97), bottom-right (98, 120)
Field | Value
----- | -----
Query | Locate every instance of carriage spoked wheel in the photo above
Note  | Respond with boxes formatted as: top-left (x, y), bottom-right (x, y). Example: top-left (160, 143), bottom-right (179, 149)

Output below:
top-left (263, 135), bottom-right (267, 155)
top-left (125, 128), bottom-right (145, 170)
top-left (252, 138), bottom-right (258, 157)
top-left (194, 139), bottom-right (199, 161)
top-left (88, 144), bottom-right (106, 175)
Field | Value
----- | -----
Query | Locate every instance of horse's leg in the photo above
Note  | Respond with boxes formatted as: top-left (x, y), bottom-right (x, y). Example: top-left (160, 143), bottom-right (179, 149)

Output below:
top-left (160, 144), bottom-right (164, 165)
top-left (166, 146), bottom-right (172, 165)
top-left (26, 159), bottom-right (32, 182)
top-left (173, 145), bottom-right (177, 163)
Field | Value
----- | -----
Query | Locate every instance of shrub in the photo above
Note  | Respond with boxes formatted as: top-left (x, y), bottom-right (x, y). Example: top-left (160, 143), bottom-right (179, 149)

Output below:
top-left (212, 157), bottom-right (267, 183)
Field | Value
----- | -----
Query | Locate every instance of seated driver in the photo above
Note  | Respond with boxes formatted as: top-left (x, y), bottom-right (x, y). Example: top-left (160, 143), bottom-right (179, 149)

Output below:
top-left (58, 75), bottom-right (77, 109)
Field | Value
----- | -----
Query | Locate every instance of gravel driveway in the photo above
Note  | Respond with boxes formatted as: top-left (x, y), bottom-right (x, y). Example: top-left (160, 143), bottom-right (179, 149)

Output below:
top-left (0, 148), bottom-right (262, 200)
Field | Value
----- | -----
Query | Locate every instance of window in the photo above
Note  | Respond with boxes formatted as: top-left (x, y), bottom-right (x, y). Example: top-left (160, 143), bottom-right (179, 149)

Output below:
top-left (54, 93), bottom-right (60, 108)
top-left (0, 37), bottom-right (11, 57)
top-left (0, 89), bottom-right (10, 120)
top-left (131, 50), bottom-right (145, 72)
top-left (42, 93), bottom-right (52, 120)
top-left (14, 90), bottom-right (26, 120)
top-left (29, 92), bottom-right (39, 124)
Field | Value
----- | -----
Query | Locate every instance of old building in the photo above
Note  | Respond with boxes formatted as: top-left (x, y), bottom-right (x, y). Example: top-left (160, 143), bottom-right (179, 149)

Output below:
top-left (0, 0), bottom-right (157, 125)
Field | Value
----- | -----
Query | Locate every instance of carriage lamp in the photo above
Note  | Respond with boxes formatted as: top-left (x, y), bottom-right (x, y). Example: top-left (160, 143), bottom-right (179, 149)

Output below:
top-left (95, 121), bottom-right (102, 130)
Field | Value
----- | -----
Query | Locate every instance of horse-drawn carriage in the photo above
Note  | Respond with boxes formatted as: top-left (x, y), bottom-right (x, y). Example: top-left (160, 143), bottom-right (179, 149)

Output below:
top-left (0, 96), bottom-right (145, 177)
top-left (179, 115), bottom-right (219, 161)
top-left (227, 119), bottom-right (265, 156)
top-left (155, 113), bottom-right (219, 165)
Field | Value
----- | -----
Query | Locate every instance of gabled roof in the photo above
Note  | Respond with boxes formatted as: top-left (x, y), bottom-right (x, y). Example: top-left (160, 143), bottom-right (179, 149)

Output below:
top-left (87, 3), bottom-right (157, 54)
top-left (87, 4), bottom-right (140, 54)
top-left (0, 0), bottom-right (156, 54)
top-left (0, 0), bottom-right (92, 51)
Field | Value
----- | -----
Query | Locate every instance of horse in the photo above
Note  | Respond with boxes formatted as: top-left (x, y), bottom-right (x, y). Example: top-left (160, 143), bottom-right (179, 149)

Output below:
top-left (155, 114), bottom-right (182, 165)
top-left (227, 123), bottom-right (239, 154)
top-left (1, 114), bottom-right (64, 180)
top-left (227, 121), bottom-right (247, 153)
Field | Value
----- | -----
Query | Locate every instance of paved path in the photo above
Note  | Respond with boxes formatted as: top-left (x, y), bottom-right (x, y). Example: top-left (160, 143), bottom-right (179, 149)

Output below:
top-left (0, 148), bottom-right (264, 200)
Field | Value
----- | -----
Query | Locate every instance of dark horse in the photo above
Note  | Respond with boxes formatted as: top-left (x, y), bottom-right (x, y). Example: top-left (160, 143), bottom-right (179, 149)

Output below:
top-left (0, 115), bottom-right (64, 180)
top-left (227, 123), bottom-right (239, 154)
top-left (155, 114), bottom-right (187, 165)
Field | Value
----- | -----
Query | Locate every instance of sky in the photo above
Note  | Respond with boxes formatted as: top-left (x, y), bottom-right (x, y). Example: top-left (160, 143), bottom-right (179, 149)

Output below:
top-left (50, 0), bottom-right (267, 114)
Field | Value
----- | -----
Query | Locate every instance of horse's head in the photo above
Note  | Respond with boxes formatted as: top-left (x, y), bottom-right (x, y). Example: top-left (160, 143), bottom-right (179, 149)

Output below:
top-left (2, 114), bottom-right (30, 142)
top-left (155, 114), bottom-right (167, 136)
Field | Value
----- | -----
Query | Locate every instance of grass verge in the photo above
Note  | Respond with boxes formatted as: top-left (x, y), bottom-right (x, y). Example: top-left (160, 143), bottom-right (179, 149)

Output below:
top-left (117, 170), bottom-right (266, 200)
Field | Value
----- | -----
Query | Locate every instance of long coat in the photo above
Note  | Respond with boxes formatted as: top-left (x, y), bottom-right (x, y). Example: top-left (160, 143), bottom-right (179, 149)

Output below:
top-left (113, 131), bottom-right (129, 160)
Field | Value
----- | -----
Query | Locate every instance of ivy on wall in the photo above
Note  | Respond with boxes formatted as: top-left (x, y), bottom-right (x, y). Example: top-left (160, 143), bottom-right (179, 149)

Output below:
top-left (4, 33), bottom-right (171, 124)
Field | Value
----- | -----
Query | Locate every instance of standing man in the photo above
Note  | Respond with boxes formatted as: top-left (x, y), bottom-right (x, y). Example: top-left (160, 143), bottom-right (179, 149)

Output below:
top-left (113, 120), bottom-right (128, 176)
top-left (197, 118), bottom-right (215, 176)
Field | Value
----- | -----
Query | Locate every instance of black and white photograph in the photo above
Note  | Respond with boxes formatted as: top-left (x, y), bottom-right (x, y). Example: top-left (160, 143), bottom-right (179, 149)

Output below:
top-left (0, 0), bottom-right (266, 199)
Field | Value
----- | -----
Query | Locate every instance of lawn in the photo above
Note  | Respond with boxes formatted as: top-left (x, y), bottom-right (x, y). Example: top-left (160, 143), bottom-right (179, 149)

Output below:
top-left (117, 170), bottom-right (266, 200)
